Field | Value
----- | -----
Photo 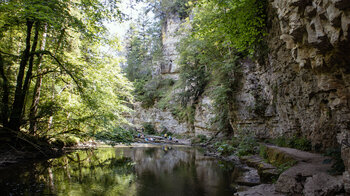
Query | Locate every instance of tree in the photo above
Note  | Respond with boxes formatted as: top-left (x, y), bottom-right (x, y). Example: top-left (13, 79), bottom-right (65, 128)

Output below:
top-left (124, 9), bottom-right (162, 82)
top-left (0, 0), bottom-right (132, 144)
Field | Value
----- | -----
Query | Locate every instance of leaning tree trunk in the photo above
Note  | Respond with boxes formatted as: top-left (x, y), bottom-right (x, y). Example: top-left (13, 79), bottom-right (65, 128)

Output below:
top-left (29, 24), bottom-right (47, 135)
top-left (8, 20), bottom-right (39, 132)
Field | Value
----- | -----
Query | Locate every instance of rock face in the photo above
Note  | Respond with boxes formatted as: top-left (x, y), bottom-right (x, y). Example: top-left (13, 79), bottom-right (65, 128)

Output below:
top-left (233, 0), bottom-right (350, 177)
top-left (130, 11), bottom-right (215, 137)
top-left (130, 102), bottom-right (188, 134)
top-left (194, 96), bottom-right (216, 137)
top-left (160, 12), bottom-right (183, 80)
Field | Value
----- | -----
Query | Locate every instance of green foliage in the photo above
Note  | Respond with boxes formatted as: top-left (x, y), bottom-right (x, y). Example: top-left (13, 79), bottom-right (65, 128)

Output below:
top-left (142, 122), bottom-right (156, 135)
top-left (38, 148), bottom-right (136, 195)
top-left (170, 104), bottom-right (196, 124)
top-left (214, 141), bottom-right (236, 156)
top-left (268, 136), bottom-right (312, 151)
top-left (124, 10), bottom-right (162, 82)
top-left (288, 136), bottom-right (312, 151)
top-left (134, 77), bottom-right (175, 108)
top-left (146, 0), bottom-right (190, 20)
top-left (235, 134), bottom-right (258, 156)
top-left (126, 0), bottom-right (267, 134)
top-left (49, 134), bottom-right (81, 147)
top-left (0, 0), bottom-right (134, 146)
top-left (94, 127), bottom-right (134, 145)
top-left (160, 127), bottom-right (174, 136)
top-left (275, 160), bottom-right (297, 177)
top-left (193, 0), bottom-right (267, 54)
top-left (259, 144), bottom-right (268, 159)
top-left (209, 58), bottom-right (241, 132)
top-left (214, 132), bottom-right (258, 157)
top-left (258, 144), bottom-right (296, 182)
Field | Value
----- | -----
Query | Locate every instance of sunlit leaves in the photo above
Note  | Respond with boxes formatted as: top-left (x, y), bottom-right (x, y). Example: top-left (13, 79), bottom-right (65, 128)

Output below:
top-left (0, 0), bottom-right (133, 139)
top-left (191, 0), bottom-right (266, 54)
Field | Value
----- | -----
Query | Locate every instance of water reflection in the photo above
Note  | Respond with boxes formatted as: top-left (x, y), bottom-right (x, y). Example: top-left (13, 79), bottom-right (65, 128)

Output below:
top-left (0, 146), bottom-right (235, 196)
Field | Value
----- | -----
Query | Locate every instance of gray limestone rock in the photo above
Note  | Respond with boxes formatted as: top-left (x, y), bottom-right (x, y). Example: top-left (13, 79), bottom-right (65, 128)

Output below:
top-left (235, 166), bottom-right (261, 186)
top-left (235, 184), bottom-right (285, 196)
top-left (303, 173), bottom-right (344, 196)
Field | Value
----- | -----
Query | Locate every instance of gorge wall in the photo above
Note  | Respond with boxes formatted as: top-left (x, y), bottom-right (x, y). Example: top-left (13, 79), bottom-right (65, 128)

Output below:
top-left (130, 0), bottom-right (350, 176)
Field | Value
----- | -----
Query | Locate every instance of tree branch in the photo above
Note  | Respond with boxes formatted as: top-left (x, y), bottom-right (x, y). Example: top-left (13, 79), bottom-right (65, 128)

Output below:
top-left (33, 50), bottom-right (84, 93)
top-left (31, 69), bottom-right (58, 78)
top-left (0, 50), bottom-right (20, 58)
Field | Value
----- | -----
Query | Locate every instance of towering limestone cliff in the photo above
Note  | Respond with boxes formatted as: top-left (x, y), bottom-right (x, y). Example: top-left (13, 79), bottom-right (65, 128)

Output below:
top-left (129, 0), bottom-right (350, 182)
top-left (129, 10), bottom-right (190, 134)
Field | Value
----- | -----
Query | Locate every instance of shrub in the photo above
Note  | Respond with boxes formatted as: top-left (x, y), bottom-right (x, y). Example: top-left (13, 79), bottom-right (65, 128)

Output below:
top-left (214, 141), bottom-right (236, 155)
top-left (236, 134), bottom-right (258, 156)
top-left (142, 122), bottom-right (156, 135)
top-left (267, 136), bottom-right (312, 151)
top-left (214, 133), bottom-right (258, 157)
top-left (94, 127), bottom-right (134, 145)
top-left (135, 78), bottom-right (176, 108)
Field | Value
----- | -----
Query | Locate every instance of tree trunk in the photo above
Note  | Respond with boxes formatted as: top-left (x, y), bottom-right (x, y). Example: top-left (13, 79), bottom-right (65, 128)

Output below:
top-left (8, 20), bottom-right (34, 132)
top-left (8, 20), bottom-right (39, 132)
top-left (0, 53), bottom-right (9, 126)
top-left (29, 24), bottom-right (47, 135)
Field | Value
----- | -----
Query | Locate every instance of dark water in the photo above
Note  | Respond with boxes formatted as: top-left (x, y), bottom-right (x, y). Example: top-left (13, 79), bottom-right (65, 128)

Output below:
top-left (0, 145), bottom-right (237, 196)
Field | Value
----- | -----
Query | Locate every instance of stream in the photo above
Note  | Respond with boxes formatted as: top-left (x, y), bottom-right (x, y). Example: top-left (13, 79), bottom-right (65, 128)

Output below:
top-left (0, 144), bottom-right (238, 196)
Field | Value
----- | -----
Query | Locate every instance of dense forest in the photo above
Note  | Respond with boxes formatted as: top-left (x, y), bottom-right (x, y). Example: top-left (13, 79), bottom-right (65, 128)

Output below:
top-left (0, 0), bottom-right (133, 151)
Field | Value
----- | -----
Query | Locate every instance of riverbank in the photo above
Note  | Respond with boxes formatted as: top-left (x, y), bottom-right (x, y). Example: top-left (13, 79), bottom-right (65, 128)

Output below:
top-left (226, 144), bottom-right (345, 195)
top-left (0, 133), bottom-right (190, 169)
top-left (1, 133), bottom-right (346, 195)
top-left (0, 131), bottom-right (64, 168)
top-left (187, 134), bottom-right (346, 195)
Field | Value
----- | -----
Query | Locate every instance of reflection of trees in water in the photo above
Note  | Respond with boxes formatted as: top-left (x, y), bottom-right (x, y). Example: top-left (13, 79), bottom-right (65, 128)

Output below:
top-left (117, 147), bottom-right (234, 196)
top-left (0, 147), bottom-right (235, 196)
top-left (45, 148), bottom-right (137, 195)
top-left (1, 148), bottom-right (137, 195)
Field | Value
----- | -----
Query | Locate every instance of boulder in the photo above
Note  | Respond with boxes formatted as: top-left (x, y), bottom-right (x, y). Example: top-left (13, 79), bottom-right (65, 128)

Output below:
top-left (235, 166), bottom-right (261, 186)
top-left (303, 173), bottom-right (344, 196)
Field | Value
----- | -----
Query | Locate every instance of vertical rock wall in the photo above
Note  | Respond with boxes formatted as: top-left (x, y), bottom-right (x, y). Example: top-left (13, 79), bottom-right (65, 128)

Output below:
top-left (160, 12), bottom-right (183, 80)
top-left (130, 12), bottom-right (190, 134)
top-left (233, 0), bottom-right (350, 176)
top-left (130, 11), bottom-right (215, 137)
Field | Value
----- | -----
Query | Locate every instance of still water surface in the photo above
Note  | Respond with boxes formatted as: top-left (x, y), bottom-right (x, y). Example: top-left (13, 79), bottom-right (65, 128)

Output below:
top-left (0, 145), bottom-right (236, 196)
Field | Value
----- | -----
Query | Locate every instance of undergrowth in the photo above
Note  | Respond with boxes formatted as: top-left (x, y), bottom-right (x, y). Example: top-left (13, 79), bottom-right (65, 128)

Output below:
top-left (214, 131), bottom-right (258, 157)
top-left (93, 127), bottom-right (134, 145)
top-left (267, 135), bottom-right (312, 151)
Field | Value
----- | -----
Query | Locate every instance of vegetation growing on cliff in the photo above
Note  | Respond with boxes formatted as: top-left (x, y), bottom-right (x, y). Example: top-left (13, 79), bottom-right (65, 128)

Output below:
top-left (174, 0), bottom-right (266, 131)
